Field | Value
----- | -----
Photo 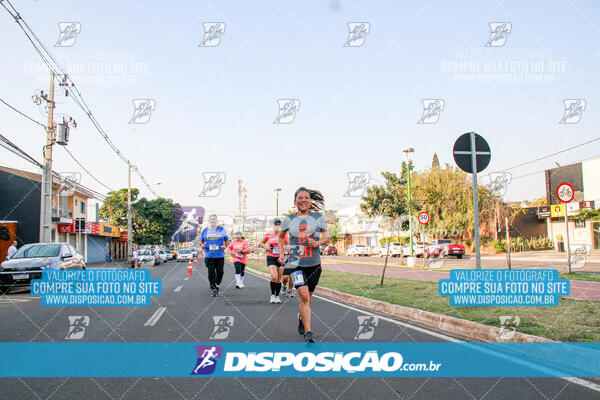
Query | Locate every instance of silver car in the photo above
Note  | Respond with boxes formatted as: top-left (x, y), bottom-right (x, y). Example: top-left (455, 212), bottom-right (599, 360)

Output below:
top-left (0, 242), bottom-right (85, 294)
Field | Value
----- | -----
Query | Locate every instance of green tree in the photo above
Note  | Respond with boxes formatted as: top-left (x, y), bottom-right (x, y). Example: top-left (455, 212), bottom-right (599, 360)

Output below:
top-left (99, 188), bottom-right (139, 228)
top-left (431, 153), bottom-right (440, 169)
top-left (99, 189), bottom-right (180, 245)
top-left (410, 165), bottom-right (496, 239)
top-left (360, 171), bottom-right (409, 286)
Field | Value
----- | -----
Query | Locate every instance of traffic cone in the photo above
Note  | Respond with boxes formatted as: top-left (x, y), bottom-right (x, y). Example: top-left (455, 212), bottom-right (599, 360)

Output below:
top-left (193, 257), bottom-right (198, 266)
top-left (187, 259), bottom-right (193, 275)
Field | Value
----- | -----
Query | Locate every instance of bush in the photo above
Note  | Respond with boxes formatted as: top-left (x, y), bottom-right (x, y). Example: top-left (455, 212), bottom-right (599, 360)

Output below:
top-left (481, 236), bottom-right (494, 246)
top-left (493, 239), bottom-right (505, 252)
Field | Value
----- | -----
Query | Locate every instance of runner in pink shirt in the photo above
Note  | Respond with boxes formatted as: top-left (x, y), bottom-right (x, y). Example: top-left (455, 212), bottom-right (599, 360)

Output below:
top-left (262, 219), bottom-right (289, 303)
top-left (228, 232), bottom-right (252, 289)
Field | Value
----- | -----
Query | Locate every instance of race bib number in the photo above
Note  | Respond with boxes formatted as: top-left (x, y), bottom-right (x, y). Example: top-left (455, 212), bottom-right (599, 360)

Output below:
top-left (209, 244), bottom-right (219, 251)
top-left (235, 252), bottom-right (243, 258)
top-left (271, 246), bottom-right (280, 255)
top-left (290, 270), bottom-right (305, 287)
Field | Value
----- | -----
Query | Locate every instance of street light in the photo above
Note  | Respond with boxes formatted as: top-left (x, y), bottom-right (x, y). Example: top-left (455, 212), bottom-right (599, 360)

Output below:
top-left (274, 188), bottom-right (282, 217)
top-left (402, 148), bottom-right (415, 258)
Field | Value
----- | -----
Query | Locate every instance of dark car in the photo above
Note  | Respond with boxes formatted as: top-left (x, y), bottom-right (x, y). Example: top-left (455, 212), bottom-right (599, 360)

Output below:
top-left (322, 245), bottom-right (338, 256)
top-left (0, 242), bottom-right (86, 294)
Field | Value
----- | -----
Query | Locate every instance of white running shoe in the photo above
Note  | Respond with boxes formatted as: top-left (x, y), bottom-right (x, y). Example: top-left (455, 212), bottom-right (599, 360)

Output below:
top-left (270, 295), bottom-right (276, 303)
top-left (239, 283), bottom-right (245, 288)
top-left (274, 296), bottom-right (282, 304)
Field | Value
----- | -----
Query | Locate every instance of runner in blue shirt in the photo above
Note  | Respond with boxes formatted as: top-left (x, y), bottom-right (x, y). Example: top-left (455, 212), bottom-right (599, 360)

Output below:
top-left (200, 214), bottom-right (230, 296)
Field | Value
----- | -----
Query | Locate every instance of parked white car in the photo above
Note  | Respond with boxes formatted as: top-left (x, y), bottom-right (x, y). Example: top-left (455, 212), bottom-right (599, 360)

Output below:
top-left (137, 249), bottom-right (157, 266)
top-left (177, 248), bottom-right (194, 262)
top-left (157, 250), bottom-right (169, 263)
top-left (379, 242), bottom-right (403, 257)
top-left (346, 244), bottom-right (369, 256)
top-left (402, 243), bottom-right (426, 257)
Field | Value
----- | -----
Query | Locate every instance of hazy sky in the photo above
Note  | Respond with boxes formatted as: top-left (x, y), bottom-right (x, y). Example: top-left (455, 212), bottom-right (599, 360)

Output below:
top-left (1, 0), bottom-right (599, 217)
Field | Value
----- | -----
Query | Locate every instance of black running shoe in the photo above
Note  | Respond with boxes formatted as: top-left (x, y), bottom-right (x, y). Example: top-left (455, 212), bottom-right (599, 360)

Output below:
top-left (304, 331), bottom-right (315, 343)
top-left (297, 313), bottom-right (305, 335)
top-left (211, 289), bottom-right (218, 297)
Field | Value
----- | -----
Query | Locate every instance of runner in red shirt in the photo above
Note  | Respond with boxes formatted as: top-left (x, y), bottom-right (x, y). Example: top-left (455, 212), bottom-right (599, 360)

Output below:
top-left (228, 232), bottom-right (252, 289)
top-left (262, 219), bottom-right (289, 303)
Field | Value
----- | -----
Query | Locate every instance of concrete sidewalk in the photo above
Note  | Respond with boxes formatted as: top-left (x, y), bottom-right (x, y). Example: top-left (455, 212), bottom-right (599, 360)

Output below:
top-left (322, 262), bottom-right (600, 301)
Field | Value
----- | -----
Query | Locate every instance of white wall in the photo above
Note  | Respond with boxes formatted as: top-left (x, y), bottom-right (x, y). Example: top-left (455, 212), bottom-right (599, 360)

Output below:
top-left (582, 158), bottom-right (600, 201)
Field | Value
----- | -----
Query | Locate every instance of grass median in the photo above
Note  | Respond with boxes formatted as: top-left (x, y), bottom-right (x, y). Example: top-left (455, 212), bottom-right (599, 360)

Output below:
top-left (243, 258), bottom-right (599, 342)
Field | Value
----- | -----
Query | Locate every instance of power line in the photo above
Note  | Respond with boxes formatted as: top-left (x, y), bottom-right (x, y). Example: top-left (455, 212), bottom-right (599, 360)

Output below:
top-left (0, 97), bottom-right (46, 128)
top-left (61, 147), bottom-right (115, 192)
top-left (1, 0), bottom-right (160, 198)
top-left (0, 96), bottom-right (115, 194)
top-left (0, 133), bottom-right (107, 200)
top-left (497, 136), bottom-right (600, 172)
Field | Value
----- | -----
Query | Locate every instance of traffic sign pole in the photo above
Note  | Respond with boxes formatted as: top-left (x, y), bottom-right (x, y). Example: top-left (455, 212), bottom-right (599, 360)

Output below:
top-left (453, 132), bottom-right (490, 270)
top-left (556, 183), bottom-right (574, 274)
top-left (565, 206), bottom-right (571, 273)
top-left (470, 132), bottom-right (481, 269)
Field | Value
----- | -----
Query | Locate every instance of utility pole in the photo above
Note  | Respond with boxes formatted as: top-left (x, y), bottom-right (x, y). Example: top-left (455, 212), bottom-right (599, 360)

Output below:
top-left (275, 188), bottom-right (281, 217)
top-left (127, 164), bottom-right (134, 264)
top-left (505, 216), bottom-right (511, 269)
top-left (402, 148), bottom-right (415, 258)
top-left (39, 71), bottom-right (55, 243)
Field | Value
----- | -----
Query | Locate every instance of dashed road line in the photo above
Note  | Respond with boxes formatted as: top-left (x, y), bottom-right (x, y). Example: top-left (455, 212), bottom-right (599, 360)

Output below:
top-left (174, 286), bottom-right (183, 292)
top-left (144, 307), bottom-right (166, 327)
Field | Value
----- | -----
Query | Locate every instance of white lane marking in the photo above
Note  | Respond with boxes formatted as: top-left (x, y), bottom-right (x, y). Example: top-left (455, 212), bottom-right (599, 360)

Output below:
top-left (244, 266), bottom-right (600, 393)
top-left (174, 286), bottom-right (183, 292)
top-left (144, 307), bottom-right (166, 327)
top-left (184, 277), bottom-right (189, 281)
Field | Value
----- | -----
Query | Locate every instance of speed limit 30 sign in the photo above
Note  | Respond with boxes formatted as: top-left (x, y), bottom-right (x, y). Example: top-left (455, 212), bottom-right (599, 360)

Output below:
top-left (418, 211), bottom-right (430, 225)
top-left (556, 182), bottom-right (574, 203)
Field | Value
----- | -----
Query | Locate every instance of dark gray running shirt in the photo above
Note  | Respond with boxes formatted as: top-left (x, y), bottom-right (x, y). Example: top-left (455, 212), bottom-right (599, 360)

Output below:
top-left (280, 212), bottom-right (327, 268)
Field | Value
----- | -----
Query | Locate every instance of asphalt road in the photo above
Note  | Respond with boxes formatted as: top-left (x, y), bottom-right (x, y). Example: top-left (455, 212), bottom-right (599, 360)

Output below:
top-left (0, 260), bottom-right (598, 399)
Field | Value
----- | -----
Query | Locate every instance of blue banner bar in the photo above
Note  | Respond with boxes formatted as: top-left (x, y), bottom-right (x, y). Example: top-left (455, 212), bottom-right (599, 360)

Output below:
top-left (1, 342), bottom-right (598, 378)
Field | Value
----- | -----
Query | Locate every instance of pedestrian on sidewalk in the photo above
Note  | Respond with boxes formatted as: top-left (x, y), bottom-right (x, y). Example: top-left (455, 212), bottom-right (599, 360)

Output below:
top-left (131, 246), bottom-right (138, 269)
top-left (6, 240), bottom-right (18, 260)
top-left (200, 214), bottom-right (230, 297)
top-left (228, 232), bottom-right (252, 288)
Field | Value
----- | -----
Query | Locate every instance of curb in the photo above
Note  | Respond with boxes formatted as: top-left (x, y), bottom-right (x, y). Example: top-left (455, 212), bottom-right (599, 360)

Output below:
top-left (246, 266), bottom-right (553, 343)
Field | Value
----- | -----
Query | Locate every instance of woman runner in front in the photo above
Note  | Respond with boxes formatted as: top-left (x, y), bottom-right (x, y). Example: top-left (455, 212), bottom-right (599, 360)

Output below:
top-left (228, 231), bottom-right (251, 288)
top-left (278, 187), bottom-right (329, 343)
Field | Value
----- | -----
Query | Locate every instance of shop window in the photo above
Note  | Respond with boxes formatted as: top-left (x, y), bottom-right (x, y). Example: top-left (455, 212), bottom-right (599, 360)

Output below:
top-left (81, 201), bottom-right (86, 214)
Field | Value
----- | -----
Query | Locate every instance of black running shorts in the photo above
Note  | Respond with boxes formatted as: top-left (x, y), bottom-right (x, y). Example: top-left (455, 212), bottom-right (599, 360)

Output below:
top-left (290, 265), bottom-right (321, 292)
top-left (266, 255), bottom-right (282, 268)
